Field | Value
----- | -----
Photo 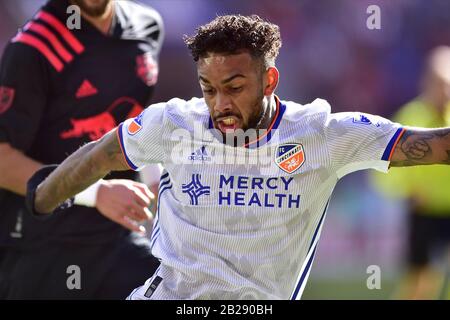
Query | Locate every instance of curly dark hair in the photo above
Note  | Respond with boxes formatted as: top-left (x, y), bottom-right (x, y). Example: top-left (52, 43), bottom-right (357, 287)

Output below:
top-left (184, 15), bottom-right (282, 67)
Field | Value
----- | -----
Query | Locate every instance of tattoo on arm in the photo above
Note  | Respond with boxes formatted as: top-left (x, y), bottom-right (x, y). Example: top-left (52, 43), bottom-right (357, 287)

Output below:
top-left (35, 129), bottom-right (128, 213)
top-left (390, 128), bottom-right (450, 167)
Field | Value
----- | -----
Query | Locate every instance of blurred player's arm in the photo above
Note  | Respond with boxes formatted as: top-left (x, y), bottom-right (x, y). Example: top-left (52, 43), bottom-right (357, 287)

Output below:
top-left (390, 127), bottom-right (450, 167)
top-left (33, 128), bottom-right (127, 213)
top-left (0, 143), bottom-right (42, 195)
top-left (0, 43), bottom-right (48, 195)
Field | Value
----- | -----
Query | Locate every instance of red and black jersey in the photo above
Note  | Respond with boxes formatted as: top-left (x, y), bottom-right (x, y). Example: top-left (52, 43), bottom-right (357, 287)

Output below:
top-left (0, 0), bottom-right (164, 246)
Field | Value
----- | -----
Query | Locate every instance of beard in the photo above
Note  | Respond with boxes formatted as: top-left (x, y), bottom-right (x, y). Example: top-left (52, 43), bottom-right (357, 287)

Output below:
top-left (71, 0), bottom-right (111, 17)
top-left (219, 93), bottom-right (267, 147)
top-left (247, 87), bottom-right (266, 131)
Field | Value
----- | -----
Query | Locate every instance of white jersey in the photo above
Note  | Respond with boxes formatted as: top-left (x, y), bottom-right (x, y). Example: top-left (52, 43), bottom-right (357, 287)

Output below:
top-left (118, 96), bottom-right (404, 300)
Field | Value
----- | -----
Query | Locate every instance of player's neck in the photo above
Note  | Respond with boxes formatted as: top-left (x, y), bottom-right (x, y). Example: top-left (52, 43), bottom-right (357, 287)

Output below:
top-left (256, 95), bottom-right (277, 131)
top-left (80, 1), bottom-right (115, 35)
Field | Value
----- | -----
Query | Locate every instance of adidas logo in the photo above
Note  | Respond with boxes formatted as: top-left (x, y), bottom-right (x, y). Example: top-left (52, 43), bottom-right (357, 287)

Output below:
top-left (188, 146), bottom-right (211, 162)
top-left (352, 114), bottom-right (381, 127)
top-left (76, 79), bottom-right (98, 99)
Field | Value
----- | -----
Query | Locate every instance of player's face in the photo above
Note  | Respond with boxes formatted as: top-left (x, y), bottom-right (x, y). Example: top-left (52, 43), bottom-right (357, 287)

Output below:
top-left (197, 52), bottom-right (268, 134)
top-left (71, 0), bottom-right (111, 17)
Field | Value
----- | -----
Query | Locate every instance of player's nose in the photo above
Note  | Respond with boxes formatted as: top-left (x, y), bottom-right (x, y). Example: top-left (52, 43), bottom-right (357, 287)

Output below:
top-left (214, 93), bottom-right (233, 114)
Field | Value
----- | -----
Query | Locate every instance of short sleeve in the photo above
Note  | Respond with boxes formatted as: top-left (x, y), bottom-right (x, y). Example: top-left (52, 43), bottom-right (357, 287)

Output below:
top-left (325, 112), bottom-right (404, 178)
top-left (0, 42), bottom-right (49, 151)
top-left (117, 102), bottom-right (167, 170)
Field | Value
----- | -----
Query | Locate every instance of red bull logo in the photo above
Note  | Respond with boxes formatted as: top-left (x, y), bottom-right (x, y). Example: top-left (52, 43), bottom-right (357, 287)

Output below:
top-left (275, 143), bottom-right (305, 174)
top-left (60, 97), bottom-right (143, 141)
top-left (61, 112), bottom-right (116, 140)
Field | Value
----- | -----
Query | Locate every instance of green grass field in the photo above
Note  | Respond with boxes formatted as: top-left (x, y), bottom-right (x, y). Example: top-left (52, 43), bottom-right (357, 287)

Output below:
top-left (302, 278), bottom-right (397, 300)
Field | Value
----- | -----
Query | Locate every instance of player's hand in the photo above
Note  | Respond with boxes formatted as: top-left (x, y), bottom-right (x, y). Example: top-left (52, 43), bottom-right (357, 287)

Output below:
top-left (96, 179), bottom-right (155, 234)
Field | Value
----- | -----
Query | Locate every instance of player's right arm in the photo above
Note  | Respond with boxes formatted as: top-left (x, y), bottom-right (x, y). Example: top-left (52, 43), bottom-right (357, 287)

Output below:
top-left (33, 100), bottom-right (168, 215)
top-left (34, 128), bottom-right (128, 214)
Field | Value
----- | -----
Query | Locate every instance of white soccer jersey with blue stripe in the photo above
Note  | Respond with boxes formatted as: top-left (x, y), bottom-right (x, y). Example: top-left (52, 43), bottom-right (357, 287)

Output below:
top-left (118, 96), bottom-right (404, 300)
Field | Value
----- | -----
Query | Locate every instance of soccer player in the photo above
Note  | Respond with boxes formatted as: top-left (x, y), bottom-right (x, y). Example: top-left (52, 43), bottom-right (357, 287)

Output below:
top-left (372, 46), bottom-right (450, 299)
top-left (0, 0), bottom-right (163, 298)
top-left (28, 15), bottom-right (450, 300)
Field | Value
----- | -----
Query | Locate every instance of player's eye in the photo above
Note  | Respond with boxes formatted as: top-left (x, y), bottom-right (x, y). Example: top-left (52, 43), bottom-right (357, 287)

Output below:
top-left (202, 88), bottom-right (215, 95)
top-left (230, 86), bottom-right (243, 93)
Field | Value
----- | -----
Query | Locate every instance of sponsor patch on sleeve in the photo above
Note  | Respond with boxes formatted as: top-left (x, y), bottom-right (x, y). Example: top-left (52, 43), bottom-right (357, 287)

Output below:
top-left (127, 111), bottom-right (144, 135)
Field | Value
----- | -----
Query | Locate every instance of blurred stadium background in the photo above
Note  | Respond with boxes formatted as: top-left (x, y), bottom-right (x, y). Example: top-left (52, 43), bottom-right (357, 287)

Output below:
top-left (1, 0), bottom-right (449, 299)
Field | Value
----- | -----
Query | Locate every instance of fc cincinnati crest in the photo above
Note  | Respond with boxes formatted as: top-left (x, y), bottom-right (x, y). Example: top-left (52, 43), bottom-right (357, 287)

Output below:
top-left (275, 143), bottom-right (305, 174)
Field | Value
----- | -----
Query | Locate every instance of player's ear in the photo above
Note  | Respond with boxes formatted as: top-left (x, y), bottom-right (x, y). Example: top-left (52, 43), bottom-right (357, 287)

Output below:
top-left (264, 66), bottom-right (279, 96)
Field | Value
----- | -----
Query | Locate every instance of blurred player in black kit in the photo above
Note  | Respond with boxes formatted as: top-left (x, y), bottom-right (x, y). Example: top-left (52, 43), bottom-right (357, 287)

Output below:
top-left (0, 0), bottom-right (163, 299)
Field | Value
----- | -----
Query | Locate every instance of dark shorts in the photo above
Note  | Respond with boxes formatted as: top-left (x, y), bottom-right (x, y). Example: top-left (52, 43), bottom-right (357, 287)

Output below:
top-left (408, 211), bottom-right (450, 267)
top-left (0, 232), bottom-right (160, 299)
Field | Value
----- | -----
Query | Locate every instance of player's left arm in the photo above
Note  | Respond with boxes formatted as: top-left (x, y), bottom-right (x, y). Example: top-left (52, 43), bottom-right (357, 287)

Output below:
top-left (390, 127), bottom-right (450, 167)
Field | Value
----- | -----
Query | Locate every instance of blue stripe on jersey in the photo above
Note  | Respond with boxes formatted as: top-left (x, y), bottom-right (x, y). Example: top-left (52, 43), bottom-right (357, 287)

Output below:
top-left (291, 244), bottom-right (318, 300)
top-left (152, 179), bottom-right (171, 236)
top-left (150, 185), bottom-right (172, 250)
top-left (150, 227), bottom-right (160, 248)
top-left (208, 116), bottom-right (213, 129)
top-left (308, 201), bottom-right (329, 252)
top-left (381, 127), bottom-right (404, 161)
top-left (117, 123), bottom-right (139, 170)
top-left (150, 183), bottom-right (172, 250)
top-left (159, 177), bottom-right (171, 189)
top-left (291, 200), bottom-right (330, 300)
top-left (160, 171), bottom-right (169, 182)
